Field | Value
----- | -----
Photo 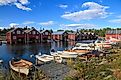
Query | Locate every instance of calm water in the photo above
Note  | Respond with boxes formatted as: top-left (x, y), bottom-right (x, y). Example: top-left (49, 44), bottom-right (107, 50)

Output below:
top-left (0, 41), bottom-right (75, 67)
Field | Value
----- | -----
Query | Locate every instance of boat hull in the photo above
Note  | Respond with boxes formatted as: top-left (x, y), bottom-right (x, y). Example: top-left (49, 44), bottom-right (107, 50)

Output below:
top-left (9, 61), bottom-right (29, 75)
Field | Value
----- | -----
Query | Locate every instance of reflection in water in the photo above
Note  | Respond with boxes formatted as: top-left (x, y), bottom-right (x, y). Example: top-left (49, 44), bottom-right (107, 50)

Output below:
top-left (0, 41), bottom-right (75, 67)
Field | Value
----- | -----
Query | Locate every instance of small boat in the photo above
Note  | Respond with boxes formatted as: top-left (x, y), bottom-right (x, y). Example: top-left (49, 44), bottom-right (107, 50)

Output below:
top-left (36, 54), bottom-right (54, 62)
top-left (72, 43), bottom-right (95, 50)
top-left (50, 49), bottom-right (59, 56)
top-left (0, 59), bottom-right (3, 63)
top-left (73, 49), bottom-right (91, 55)
top-left (9, 59), bottom-right (33, 75)
top-left (57, 50), bottom-right (78, 58)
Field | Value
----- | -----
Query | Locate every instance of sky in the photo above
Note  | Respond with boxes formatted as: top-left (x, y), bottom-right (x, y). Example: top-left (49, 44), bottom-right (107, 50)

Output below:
top-left (0, 0), bottom-right (121, 31)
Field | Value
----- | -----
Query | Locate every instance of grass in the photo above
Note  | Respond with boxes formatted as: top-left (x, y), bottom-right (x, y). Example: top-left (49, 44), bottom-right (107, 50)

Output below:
top-left (65, 48), bottom-right (121, 80)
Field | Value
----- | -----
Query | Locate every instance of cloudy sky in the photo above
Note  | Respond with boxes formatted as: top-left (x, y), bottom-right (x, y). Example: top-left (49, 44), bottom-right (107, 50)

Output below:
top-left (0, 0), bottom-right (121, 30)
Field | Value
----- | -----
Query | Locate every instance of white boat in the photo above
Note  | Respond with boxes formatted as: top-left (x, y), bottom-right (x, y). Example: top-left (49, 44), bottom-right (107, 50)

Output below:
top-left (72, 43), bottom-right (94, 50)
top-left (36, 54), bottom-right (54, 62)
top-left (9, 59), bottom-right (32, 75)
top-left (0, 60), bottom-right (3, 63)
top-left (57, 50), bottom-right (78, 58)
top-left (95, 40), bottom-right (112, 50)
top-left (50, 49), bottom-right (59, 56)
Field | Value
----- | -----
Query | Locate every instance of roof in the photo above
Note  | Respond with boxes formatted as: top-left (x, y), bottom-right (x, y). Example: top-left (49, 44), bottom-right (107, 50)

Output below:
top-left (24, 29), bottom-right (40, 33)
top-left (7, 28), bottom-right (18, 33)
top-left (66, 32), bottom-right (76, 34)
top-left (52, 31), bottom-right (65, 35)
top-left (106, 30), bottom-right (121, 34)
top-left (24, 29), bottom-right (32, 33)
top-left (40, 30), bottom-right (50, 33)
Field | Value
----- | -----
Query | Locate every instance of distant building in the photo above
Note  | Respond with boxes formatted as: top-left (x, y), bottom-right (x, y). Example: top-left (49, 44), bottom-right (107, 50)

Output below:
top-left (52, 31), bottom-right (65, 41)
top-left (40, 30), bottom-right (52, 42)
top-left (63, 32), bottom-right (76, 41)
top-left (106, 30), bottom-right (121, 41)
top-left (24, 28), bottom-right (40, 43)
top-left (76, 32), bottom-right (98, 41)
top-left (6, 28), bottom-right (25, 44)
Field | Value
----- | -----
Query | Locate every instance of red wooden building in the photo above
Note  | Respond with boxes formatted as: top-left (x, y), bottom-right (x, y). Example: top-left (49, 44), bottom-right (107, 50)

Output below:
top-left (105, 30), bottom-right (121, 41)
top-left (40, 30), bottom-right (52, 42)
top-left (24, 28), bottom-right (40, 43)
top-left (63, 32), bottom-right (76, 41)
top-left (52, 31), bottom-right (65, 41)
top-left (6, 28), bottom-right (25, 44)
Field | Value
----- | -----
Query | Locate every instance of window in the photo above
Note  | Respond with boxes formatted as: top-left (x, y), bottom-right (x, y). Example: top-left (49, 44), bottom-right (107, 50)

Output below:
top-left (45, 32), bottom-right (48, 35)
top-left (12, 32), bottom-right (15, 34)
top-left (13, 36), bottom-right (16, 39)
top-left (22, 32), bottom-right (24, 34)
top-left (33, 31), bottom-right (36, 34)
top-left (17, 30), bottom-right (21, 34)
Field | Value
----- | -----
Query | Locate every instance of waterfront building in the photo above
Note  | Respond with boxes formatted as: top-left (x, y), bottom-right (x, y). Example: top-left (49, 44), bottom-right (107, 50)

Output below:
top-left (63, 32), bottom-right (76, 41)
top-left (6, 28), bottom-right (25, 44)
top-left (40, 30), bottom-right (52, 42)
top-left (52, 31), bottom-right (65, 41)
top-left (76, 32), bottom-right (98, 41)
top-left (106, 30), bottom-right (121, 41)
top-left (24, 28), bottom-right (40, 43)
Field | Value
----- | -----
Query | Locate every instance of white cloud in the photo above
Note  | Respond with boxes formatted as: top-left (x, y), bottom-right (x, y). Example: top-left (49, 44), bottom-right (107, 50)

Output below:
top-left (23, 21), bottom-right (35, 25)
top-left (0, 27), bottom-right (4, 29)
top-left (108, 19), bottom-right (121, 24)
top-left (9, 23), bottom-right (19, 27)
top-left (19, 0), bottom-right (29, 4)
top-left (58, 4), bottom-right (68, 9)
top-left (14, 3), bottom-right (31, 11)
top-left (0, 0), bottom-right (31, 11)
top-left (0, 0), bottom-right (17, 5)
top-left (61, 2), bottom-right (109, 22)
top-left (60, 23), bottom-right (98, 30)
top-left (39, 21), bottom-right (54, 26)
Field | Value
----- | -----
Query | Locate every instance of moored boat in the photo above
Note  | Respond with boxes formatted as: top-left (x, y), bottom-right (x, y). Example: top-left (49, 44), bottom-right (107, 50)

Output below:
top-left (57, 50), bottom-right (78, 58)
top-left (9, 59), bottom-right (33, 75)
top-left (36, 54), bottom-right (54, 62)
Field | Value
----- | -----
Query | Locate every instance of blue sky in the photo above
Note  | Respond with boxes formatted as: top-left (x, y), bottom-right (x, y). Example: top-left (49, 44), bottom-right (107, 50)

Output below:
top-left (0, 0), bottom-right (121, 30)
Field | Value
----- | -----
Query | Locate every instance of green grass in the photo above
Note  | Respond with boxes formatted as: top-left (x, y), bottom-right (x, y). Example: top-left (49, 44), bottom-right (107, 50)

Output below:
top-left (65, 49), bottom-right (121, 80)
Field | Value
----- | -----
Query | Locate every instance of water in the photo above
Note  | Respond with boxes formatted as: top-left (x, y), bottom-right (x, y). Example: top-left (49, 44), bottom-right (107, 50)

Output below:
top-left (0, 41), bottom-right (75, 68)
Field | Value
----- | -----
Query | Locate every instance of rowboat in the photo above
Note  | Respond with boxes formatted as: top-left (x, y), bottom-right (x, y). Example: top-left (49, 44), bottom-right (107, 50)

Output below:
top-left (36, 54), bottom-right (54, 62)
top-left (57, 50), bottom-right (78, 58)
top-left (72, 43), bottom-right (95, 50)
top-left (9, 59), bottom-right (32, 75)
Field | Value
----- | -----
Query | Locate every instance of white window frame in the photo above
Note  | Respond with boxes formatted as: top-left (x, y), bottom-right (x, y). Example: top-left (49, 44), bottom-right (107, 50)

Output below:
top-left (13, 36), bottom-right (16, 39)
top-left (17, 30), bottom-right (21, 34)
top-left (45, 32), bottom-right (48, 35)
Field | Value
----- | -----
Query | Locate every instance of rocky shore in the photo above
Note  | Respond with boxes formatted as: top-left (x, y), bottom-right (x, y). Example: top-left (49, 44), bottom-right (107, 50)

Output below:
top-left (37, 62), bottom-right (76, 80)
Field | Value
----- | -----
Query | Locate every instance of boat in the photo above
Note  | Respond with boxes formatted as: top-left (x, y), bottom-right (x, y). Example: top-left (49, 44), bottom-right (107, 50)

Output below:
top-left (9, 59), bottom-right (33, 75)
top-left (73, 49), bottom-right (91, 55)
top-left (72, 43), bottom-right (95, 50)
top-left (57, 50), bottom-right (78, 58)
top-left (50, 49), bottom-right (59, 56)
top-left (94, 39), bottom-right (112, 50)
top-left (36, 54), bottom-right (54, 62)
